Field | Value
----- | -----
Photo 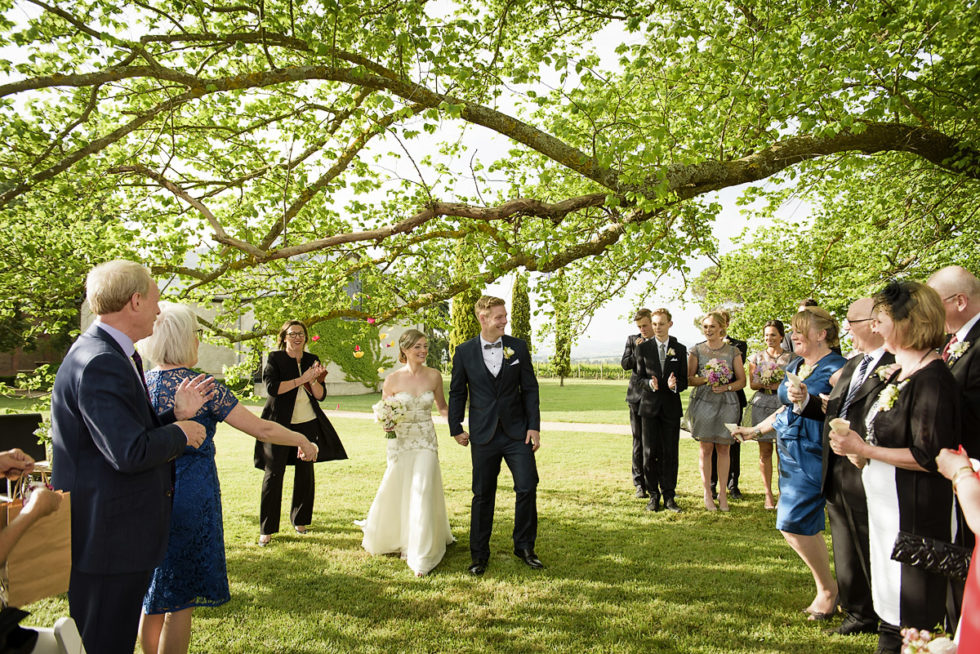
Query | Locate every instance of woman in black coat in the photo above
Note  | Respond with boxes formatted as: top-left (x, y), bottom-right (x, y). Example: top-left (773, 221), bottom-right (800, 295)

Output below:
top-left (255, 320), bottom-right (346, 545)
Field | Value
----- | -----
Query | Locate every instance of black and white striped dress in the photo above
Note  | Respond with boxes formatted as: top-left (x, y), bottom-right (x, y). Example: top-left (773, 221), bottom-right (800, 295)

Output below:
top-left (862, 360), bottom-right (961, 629)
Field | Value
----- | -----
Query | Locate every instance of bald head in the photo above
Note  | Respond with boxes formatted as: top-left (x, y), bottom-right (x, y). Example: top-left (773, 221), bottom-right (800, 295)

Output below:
top-left (927, 266), bottom-right (980, 332)
top-left (846, 297), bottom-right (882, 353)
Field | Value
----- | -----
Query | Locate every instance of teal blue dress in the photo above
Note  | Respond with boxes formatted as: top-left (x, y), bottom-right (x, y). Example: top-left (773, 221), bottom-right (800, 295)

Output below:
top-left (773, 352), bottom-right (846, 536)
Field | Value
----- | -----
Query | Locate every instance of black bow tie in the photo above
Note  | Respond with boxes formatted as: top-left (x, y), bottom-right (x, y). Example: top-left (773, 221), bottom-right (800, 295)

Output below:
top-left (483, 341), bottom-right (502, 350)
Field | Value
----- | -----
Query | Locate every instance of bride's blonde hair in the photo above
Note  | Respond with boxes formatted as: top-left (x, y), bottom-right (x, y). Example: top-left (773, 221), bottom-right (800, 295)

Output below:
top-left (398, 329), bottom-right (427, 363)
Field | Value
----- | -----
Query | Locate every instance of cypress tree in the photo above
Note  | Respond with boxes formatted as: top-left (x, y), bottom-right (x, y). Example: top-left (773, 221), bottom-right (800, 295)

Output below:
top-left (552, 271), bottom-right (572, 386)
top-left (511, 272), bottom-right (533, 353)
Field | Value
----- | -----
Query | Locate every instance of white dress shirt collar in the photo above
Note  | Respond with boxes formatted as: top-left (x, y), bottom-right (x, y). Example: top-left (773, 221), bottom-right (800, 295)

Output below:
top-left (95, 320), bottom-right (136, 358)
top-left (956, 311), bottom-right (980, 343)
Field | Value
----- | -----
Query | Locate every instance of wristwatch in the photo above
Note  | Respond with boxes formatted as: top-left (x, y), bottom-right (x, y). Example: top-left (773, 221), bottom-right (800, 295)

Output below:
top-left (753, 428), bottom-right (762, 439)
top-left (727, 384), bottom-right (732, 392)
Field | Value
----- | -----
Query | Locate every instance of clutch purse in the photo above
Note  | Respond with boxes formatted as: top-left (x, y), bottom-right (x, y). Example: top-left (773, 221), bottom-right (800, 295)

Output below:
top-left (890, 530), bottom-right (972, 581)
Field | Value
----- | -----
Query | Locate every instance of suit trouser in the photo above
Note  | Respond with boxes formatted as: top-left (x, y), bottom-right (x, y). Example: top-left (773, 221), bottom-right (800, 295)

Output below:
top-left (260, 419), bottom-right (317, 534)
top-left (69, 568), bottom-right (153, 654)
top-left (470, 425), bottom-right (539, 559)
top-left (827, 458), bottom-right (877, 625)
top-left (628, 403), bottom-right (644, 489)
top-left (640, 412), bottom-right (680, 500)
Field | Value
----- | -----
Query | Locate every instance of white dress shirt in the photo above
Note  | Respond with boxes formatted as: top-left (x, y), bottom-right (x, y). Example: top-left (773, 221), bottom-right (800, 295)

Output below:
top-left (480, 335), bottom-right (503, 377)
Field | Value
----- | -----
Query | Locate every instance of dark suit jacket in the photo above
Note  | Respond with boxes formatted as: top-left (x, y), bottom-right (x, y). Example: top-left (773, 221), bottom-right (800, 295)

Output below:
top-left (635, 336), bottom-right (688, 419)
top-left (800, 351), bottom-right (895, 496)
top-left (621, 334), bottom-right (646, 406)
top-left (726, 336), bottom-right (749, 408)
top-left (254, 349), bottom-right (346, 467)
top-left (948, 320), bottom-right (980, 454)
top-left (448, 335), bottom-right (540, 445)
top-left (51, 324), bottom-right (187, 574)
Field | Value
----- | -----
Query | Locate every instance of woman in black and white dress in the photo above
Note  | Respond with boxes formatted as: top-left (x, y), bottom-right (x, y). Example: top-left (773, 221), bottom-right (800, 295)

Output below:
top-left (830, 280), bottom-right (962, 654)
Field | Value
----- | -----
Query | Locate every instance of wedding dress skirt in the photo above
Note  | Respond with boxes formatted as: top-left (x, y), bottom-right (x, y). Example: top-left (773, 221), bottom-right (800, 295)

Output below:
top-left (359, 391), bottom-right (454, 575)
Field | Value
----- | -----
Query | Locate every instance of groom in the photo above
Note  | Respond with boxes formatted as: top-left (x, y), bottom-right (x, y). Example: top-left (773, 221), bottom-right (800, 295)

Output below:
top-left (449, 295), bottom-right (542, 575)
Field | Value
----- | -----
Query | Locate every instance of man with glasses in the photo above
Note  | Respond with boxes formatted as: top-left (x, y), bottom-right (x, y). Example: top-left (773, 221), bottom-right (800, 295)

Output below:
top-left (796, 297), bottom-right (893, 637)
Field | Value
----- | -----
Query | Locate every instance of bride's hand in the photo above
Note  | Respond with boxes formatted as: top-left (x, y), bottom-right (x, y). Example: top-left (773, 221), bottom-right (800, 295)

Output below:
top-left (452, 431), bottom-right (470, 447)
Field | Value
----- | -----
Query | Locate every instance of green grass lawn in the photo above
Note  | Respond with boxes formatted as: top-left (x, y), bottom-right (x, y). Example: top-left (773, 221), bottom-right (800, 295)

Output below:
top-left (250, 378), bottom-right (692, 426)
top-left (23, 417), bottom-right (873, 653)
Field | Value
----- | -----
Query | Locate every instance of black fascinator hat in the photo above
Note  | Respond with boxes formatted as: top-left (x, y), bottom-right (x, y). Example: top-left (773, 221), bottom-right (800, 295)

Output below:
top-left (873, 279), bottom-right (913, 321)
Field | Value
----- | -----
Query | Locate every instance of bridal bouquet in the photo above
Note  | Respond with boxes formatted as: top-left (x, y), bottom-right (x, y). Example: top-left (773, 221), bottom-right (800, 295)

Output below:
top-left (900, 627), bottom-right (956, 653)
top-left (754, 359), bottom-right (784, 386)
top-left (372, 397), bottom-right (408, 439)
top-left (703, 358), bottom-right (733, 386)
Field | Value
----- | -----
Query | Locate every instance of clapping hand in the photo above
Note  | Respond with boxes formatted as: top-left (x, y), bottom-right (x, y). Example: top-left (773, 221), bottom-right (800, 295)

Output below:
top-left (667, 372), bottom-right (677, 391)
top-left (174, 373), bottom-right (216, 419)
top-left (649, 376), bottom-right (660, 392)
top-left (300, 363), bottom-right (327, 385)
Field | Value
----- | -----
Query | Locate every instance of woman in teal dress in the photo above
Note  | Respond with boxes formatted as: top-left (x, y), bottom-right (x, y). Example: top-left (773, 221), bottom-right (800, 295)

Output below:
top-left (734, 307), bottom-right (846, 620)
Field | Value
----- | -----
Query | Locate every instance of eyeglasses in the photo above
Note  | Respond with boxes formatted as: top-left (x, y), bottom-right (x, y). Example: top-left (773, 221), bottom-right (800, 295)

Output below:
top-left (843, 317), bottom-right (872, 327)
top-left (943, 293), bottom-right (962, 304)
top-left (285, 332), bottom-right (306, 339)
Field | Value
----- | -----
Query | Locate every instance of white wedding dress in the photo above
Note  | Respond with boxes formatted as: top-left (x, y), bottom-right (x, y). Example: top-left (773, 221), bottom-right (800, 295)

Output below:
top-left (359, 390), bottom-right (454, 575)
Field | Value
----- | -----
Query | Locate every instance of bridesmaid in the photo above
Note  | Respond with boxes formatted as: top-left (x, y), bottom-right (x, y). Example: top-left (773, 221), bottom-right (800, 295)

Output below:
top-left (747, 320), bottom-right (792, 509)
top-left (686, 311), bottom-right (746, 511)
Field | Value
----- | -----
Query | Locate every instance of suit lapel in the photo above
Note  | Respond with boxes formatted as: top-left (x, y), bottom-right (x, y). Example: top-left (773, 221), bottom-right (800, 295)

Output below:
top-left (948, 322), bottom-right (980, 372)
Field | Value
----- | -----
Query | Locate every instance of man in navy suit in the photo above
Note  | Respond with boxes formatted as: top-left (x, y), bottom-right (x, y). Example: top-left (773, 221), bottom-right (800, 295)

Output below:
top-left (449, 295), bottom-right (542, 575)
top-left (51, 260), bottom-right (210, 654)
top-left (635, 308), bottom-right (688, 512)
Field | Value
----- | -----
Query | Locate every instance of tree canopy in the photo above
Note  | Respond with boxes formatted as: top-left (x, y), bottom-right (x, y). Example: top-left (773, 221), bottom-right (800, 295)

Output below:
top-left (2, 0), bottom-right (978, 345)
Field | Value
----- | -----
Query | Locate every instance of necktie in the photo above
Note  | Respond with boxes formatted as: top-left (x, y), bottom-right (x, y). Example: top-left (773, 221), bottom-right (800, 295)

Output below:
top-left (942, 335), bottom-right (959, 362)
top-left (131, 350), bottom-right (152, 402)
top-left (659, 343), bottom-right (666, 369)
top-left (839, 354), bottom-right (873, 420)
top-left (484, 341), bottom-right (502, 350)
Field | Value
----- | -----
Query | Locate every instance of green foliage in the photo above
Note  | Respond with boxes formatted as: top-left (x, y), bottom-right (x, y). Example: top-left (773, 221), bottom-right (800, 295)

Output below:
top-left (448, 289), bottom-right (481, 361)
top-left (510, 272), bottom-right (533, 352)
top-left (0, 363), bottom-right (57, 446)
top-left (221, 349), bottom-right (262, 401)
top-left (307, 319), bottom-right (395, 391)
top-left (551, 271), bottom-right (572, 385)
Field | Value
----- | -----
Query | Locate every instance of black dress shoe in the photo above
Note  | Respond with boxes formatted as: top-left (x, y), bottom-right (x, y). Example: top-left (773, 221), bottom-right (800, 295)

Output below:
top-left (468, 559), bottom-right (488, 575)
top-left (635, 488), bottom-right (649, 499)
top-left (826, 617), bottom-right (878, 636)
top-left (645, 497), bottom-right (661, 512)
top-left (664, 498), bottom-right (682, 513)
top-left (514, 548), bottom-right (544, 569)
top-left (728, 488), bottom-right (743, 500)
top-left (711, 487), bottom-right (718, 500)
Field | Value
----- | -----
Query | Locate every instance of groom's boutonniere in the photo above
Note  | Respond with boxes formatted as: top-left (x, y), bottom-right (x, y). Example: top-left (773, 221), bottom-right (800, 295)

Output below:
top-left (948, 340), bottom-right (971, 365)
top-left (503, 346), bottom-right (515, 359)
top-left (666, 348), bottom-right (676, 357)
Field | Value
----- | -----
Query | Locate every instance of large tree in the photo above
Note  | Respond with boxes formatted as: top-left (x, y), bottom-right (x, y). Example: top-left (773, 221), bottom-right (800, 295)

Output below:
top-left (2, 0), bottom-right (978, 344)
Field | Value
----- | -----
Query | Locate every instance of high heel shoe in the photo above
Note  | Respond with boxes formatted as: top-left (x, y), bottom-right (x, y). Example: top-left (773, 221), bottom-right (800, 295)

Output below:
top-left (806, 596), bottom-right (839, 621)
top-left (258, 534), bottom-right (271, 547)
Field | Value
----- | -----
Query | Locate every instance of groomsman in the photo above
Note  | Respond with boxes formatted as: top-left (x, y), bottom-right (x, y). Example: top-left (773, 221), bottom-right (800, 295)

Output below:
top-left (634, 309), bottom-right (688, 512)
top-left (711, 310), bottom-right (747, 500)
top-left (798, 297), bottom-right (892, 636)
top-left (622, 308), bottom-right (655, 498)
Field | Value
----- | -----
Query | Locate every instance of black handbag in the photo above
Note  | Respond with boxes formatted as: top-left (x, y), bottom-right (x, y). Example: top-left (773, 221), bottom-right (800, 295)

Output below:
top-left (889, 473), bottom-right (973, 581)
top-left (0, 607), bottom-right (38, 654)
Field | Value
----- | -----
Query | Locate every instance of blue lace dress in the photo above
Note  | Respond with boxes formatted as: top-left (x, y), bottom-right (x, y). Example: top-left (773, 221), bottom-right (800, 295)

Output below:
top-left (143, 367), bottom-right (238, 613)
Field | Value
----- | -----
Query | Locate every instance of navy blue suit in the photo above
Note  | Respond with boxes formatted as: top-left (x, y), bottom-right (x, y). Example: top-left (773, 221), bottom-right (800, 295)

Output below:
top-left (449, 335), bottom-right (540, 560)
top-left (51, 324), bottom-right (186, 654)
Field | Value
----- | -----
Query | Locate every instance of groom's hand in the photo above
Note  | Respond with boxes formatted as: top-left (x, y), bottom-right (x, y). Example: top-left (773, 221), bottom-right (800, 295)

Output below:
top-left (452, 431), bottom-right (470, 447)
top-left (525, 430), bottom-right (541, 452)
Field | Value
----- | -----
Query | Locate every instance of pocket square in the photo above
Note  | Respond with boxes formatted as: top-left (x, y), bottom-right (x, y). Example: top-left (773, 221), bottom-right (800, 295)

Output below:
top-left (509, 359), bottom-right (520, 365)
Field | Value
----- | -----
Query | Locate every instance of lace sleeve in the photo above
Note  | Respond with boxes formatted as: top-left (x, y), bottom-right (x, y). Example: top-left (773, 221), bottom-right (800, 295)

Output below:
top-left (209, 381), bottom-right (239, 423)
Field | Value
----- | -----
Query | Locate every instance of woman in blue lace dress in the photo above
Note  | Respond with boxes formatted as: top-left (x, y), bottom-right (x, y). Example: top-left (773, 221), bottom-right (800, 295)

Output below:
top-left (136, 303), bottom-right (318, 654)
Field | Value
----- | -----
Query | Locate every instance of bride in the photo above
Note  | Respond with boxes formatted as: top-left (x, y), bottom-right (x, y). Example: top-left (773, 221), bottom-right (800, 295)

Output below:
top-left (359, 329), bottom-right (454, 575)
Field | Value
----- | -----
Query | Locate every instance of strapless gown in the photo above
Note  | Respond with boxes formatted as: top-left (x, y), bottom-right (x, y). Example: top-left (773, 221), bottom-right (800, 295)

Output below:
top-left (358, 391), bottom-right (454, 575)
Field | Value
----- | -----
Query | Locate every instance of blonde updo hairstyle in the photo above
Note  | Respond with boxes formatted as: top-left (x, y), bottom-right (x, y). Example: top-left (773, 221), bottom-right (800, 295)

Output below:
top-left (398, 329), bottom-right (427, 363)
top-left (137, 302), bottom-right (198, 367)
top-left (701, 311), bottom-right (729, 336)
top-left (791, 306), bottom-right (840, 348)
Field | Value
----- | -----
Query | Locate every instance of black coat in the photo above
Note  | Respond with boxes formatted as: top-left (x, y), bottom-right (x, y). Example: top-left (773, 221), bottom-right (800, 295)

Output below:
top-left (253, 350), bottom-right (347, 468)
top-left (635, 336), bottom-right (688, 419)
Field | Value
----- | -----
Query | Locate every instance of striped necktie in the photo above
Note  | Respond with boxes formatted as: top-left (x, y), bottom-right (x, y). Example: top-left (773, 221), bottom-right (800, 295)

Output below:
top-left (839, 354), bottom-right (873, 420)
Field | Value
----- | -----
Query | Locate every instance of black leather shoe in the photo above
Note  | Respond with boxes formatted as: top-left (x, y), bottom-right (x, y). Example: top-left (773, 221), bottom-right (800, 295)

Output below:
top-left (635, 488), bottom-right (649, 499)
top-left (514, 548), bottom-right (544, 569)
top-left (645, 497), bottom-right (661, 512)
top-left (468, 559), bottom-right (488, 575)
top-left (728, 488), bottom-right (743, 500)
top-left (664, 498), bottom-right (682, 513)
top-left (711, 487), bottom-right (718, 500)
top-left (826, 617), bottom-right (878, 636)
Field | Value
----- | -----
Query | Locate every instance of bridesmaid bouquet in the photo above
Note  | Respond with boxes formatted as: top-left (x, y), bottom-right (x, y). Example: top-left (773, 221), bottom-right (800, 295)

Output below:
top-left (900, 627), bottom-right (956, 653)
top-left (754, 359), bottom-right (783, 386)
top-left (372, 397), bottom-right (408, 439)
top-left (703, 358), bottom-right (732, 386)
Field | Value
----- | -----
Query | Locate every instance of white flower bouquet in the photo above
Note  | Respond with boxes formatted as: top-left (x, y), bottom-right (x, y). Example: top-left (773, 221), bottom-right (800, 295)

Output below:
top-left (372, 397), bottom-right (408, 439)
